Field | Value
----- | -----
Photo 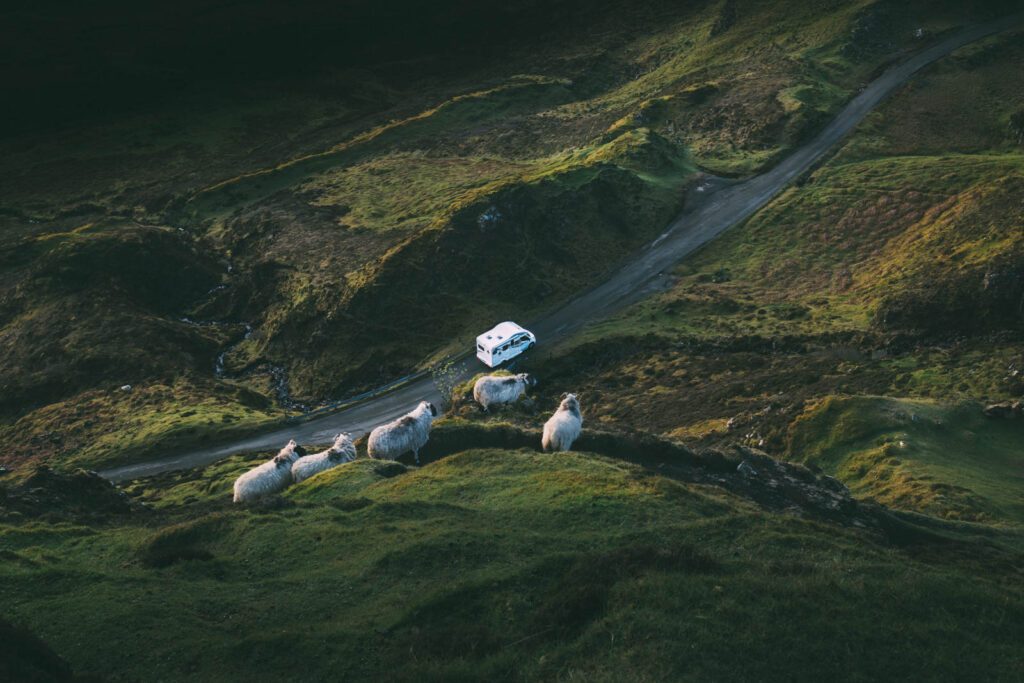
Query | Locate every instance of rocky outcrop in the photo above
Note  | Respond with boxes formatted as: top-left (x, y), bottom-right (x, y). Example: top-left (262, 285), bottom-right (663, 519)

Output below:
top-left (1, 466), bottom-right (140, 522)
top-left (983, 401), bottom-right (1023, 418)
top-left (418, 422), bottom-right (881, 530)
top-left (696, 445), bottom-right (875, 529)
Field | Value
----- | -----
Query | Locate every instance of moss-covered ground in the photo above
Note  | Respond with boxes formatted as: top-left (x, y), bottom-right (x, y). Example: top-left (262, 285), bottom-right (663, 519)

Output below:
top-left (2, 438), bottom-right (1022, 681)
top-left (3, 4), bottom-right (1024, 679)
top-left (786, 396), bottom-right (1024, 524)
top-left (531, 26), bottom-right (1024, 520)
top-left (2, 0), bottom-right (1004, 470)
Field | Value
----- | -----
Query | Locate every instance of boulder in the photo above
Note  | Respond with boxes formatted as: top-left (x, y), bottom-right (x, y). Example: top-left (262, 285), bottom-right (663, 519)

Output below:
top-left (2, 466), bottom-right (139, 521)
top-left (983, 402), bottom-right (1021, 419)
top-left (737, 461), bottom-right (758, 477)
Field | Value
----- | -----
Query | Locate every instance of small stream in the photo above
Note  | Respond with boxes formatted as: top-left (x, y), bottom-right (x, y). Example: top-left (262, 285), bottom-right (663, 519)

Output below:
top-left (180, 313), bottom-right (314, 412)
top-left (177, 272), bottom-right (314, 412)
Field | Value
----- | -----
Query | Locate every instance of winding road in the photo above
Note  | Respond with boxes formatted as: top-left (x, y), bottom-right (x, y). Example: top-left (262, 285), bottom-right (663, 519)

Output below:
top-left (100, 15), bottom-right (1024, 482)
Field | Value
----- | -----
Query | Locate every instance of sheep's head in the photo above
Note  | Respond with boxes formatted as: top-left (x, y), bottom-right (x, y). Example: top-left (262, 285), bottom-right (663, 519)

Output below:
top-left (328, 439), bottom-right (352, 461)
top-left (327, 433), bottom-right (353, 460)
top-left (559, 393), bottom-right (580, 413)
top-left (517, 373), bottom-right (536, 387)
top-left (277, 440), bottom-right (306, 460)
top-left (424, 401), bottom-right (438, 417)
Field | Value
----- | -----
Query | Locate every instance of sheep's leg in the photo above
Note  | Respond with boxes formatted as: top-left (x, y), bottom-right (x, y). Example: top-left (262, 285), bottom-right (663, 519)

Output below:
top-left (413, 449), bottom-right (420, 466)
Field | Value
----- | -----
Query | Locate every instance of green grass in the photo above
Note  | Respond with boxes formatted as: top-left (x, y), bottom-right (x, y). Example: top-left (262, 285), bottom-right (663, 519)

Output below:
top-left (242, 127), bottom-right (697, 400)
top-left (529, 26), bottom-right (1024, 459)
top-left (4, 0), bottom-right (1008, 471)
top-left (787, 396), bottom-right (1024, 524)
top-left (299, 152), bottom-right (536, 233)
top-left (3, 445), bottom-right (1023, 681)
top-left (184, 76), bottom-right (577, 228)
top-left (563, 152), bottom-right (1024, 350)
top-left (0, 378), bottom-right (284, 472)
top-left (2, 5), bottom-right (1024, 680)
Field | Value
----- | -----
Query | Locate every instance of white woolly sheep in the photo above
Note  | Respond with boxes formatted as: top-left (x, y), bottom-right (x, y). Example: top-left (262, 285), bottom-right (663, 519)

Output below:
top-left (367, 401), bottom-right (438, 465)
top-left (542, 393), bottom-right (583, 452)
top-left (473, 373), bottom-right (536, 411)
top-left (291, 433), bottom-right (356, 484)
top-left (232, 439), bottom-right (307, 503)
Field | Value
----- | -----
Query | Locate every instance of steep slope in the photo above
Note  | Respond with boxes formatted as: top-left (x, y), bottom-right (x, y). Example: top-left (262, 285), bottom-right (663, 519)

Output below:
top-left (2, 0), bottom-right (1008, 470)
top-left (2, 434), bottom-right (1021, 681)
top-left (787, 396), bottom-right (1024, 523)
top-left (536, 26), bottom-right (1024, 454)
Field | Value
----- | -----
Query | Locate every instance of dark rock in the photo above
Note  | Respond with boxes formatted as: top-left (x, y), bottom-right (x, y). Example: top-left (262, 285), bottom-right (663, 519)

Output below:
top-left (820, 475), bottom-right (851, 496)
top-left (2, 466), bottom-right (139, 521)
top-left (983, 402), bottom-right (1020, 418)
top-left (1002, 368), bottom-right (1024, 396)
top-left (373, 462), bottom-right (408, 478)
top-left (737, 461), bottom-right (758, 477)
top-left (708, 446), bottom-right (876, 530)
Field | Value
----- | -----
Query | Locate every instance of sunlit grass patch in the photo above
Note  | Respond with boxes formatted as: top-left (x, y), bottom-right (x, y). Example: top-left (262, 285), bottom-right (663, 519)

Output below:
top-left (787, 395), bottom-right (1024, 523)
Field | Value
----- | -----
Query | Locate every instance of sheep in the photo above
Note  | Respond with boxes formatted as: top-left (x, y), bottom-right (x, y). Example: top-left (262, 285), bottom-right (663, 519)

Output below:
top-left (291, 433), bottom-right (356, 484)
top-left (232, 439), bottom-right (307, 503)
top-left (367, 401), bottom-right (438, 465)
top-left (473, 373), bottom-right (536, 411)
top-left (542, 393), bottom-right (583, 452)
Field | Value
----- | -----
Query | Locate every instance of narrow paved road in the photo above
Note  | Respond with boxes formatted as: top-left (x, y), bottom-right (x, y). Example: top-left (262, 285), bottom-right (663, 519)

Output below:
top-left (100, 15), bottom-right (1024, 482)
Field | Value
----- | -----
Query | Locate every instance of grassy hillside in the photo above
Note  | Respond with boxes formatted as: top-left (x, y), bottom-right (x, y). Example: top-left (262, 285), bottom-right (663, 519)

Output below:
top-left (787, 396), bottom-right (1024, 523)
top-left (514, 26), bottom-right (1024, 571)
top-left (3, 6), bottom-right (1024, 679)
top-left (2, 432), bottom-right (1022, 681)
top-left (1, 0), bottom-right (1009, 471)
top-left (535, 26), bottom-right (1024, 450)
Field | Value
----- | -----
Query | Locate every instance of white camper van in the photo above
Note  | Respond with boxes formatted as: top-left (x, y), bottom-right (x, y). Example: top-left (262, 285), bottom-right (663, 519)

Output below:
top-left (476, 321), bottom-right (536, 368)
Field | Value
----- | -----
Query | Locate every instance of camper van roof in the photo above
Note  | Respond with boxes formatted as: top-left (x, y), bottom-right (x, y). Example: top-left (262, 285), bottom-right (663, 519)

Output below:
top-left (476, 321), bottom-right (528, 351)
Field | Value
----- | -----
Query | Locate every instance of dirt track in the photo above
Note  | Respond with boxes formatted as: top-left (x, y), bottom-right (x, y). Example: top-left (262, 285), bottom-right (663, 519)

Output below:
top-left (100, 14), bottom-right (1024, 482)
